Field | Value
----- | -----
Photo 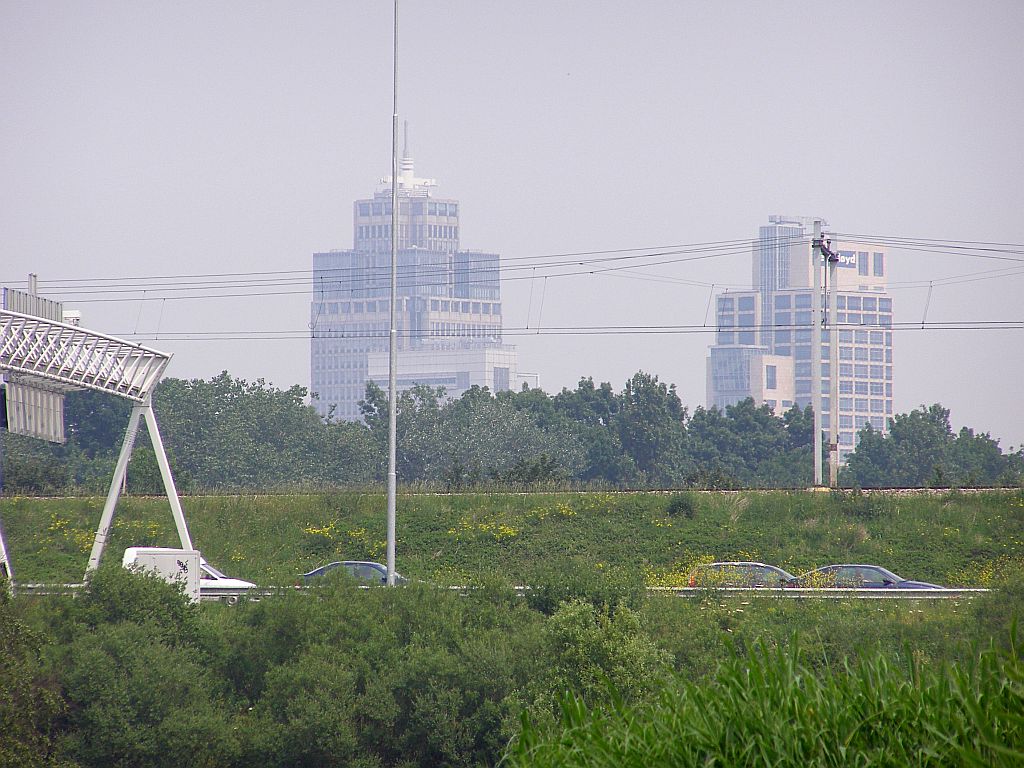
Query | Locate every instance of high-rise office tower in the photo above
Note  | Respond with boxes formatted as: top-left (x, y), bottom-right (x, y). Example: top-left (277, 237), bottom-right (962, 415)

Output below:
top-left (706, 216), bottom-right (894, 460)
top-left (310, 140), bottom-right (526, 421)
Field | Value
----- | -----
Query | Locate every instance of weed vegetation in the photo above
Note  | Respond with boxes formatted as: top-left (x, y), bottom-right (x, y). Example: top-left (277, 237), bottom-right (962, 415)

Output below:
top-left (4, 489), bottom-right (1022, 587)
top-left (2, 489), bottom-right (1022, 765)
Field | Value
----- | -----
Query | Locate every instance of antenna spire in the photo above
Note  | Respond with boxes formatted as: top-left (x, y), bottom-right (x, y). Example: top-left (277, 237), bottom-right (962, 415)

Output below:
top-left (399, 120), bottom-right (414, 186)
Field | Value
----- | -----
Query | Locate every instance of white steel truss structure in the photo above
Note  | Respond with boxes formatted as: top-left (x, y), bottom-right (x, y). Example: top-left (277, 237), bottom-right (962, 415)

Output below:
top-left (0, 308), bottom-right (192, 586)
top-left (1, 309), bottom-right (169, 401)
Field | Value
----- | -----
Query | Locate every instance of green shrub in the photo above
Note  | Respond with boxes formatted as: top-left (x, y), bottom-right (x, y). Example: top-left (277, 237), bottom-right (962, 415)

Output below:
top-left (66, 564), bottom-right (208, 651)
top-left (0, 590), bottom-right (68, 768)
top-left (523, 561), bottom-right (645, 616)
top-left (664, 492), bottom-right (697, 519)
top-left (514, 599), bottom-right (671, 731)
top-left (831, 487), bottom-right (887, 519)
top-left (61, 621), bottom-right (240, 768)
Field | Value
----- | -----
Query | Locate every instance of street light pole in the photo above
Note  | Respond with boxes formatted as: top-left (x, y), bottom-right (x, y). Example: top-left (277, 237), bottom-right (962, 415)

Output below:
top-left (386, 0), bottom-right (399, 586)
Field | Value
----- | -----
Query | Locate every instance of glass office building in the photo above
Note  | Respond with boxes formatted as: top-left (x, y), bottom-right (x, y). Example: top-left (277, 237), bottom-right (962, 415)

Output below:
top-left (310, 146), bottom-right (523, 420)
top-left (707, 217), bottom-right (894, 460)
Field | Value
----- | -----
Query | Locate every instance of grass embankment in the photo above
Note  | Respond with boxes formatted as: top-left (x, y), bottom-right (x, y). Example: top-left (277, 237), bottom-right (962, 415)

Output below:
top-left (4, 489), bottom-right (1022, 587)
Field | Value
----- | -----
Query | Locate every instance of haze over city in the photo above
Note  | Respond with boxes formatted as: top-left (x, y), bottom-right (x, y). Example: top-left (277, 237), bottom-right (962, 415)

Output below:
top-left (3, 1), bottom-right (1022, 446)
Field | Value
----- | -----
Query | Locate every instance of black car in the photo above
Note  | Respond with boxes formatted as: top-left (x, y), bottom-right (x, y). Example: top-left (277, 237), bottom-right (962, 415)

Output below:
top-left (788, 564), bottom-right (944, 589)
top-left (301, 560), bottom-right (407, 586)
top-left (687, 561), bottom-right (795, 588)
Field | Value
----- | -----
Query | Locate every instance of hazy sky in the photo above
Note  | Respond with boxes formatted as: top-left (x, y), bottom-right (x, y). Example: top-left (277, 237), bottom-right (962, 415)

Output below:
top-left (3, 1), bottom-right (1023, 448)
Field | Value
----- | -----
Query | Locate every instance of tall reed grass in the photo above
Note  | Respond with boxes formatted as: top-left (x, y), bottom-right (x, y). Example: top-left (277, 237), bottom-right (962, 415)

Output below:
top-left (506, 637), bottom-right (1024, 767)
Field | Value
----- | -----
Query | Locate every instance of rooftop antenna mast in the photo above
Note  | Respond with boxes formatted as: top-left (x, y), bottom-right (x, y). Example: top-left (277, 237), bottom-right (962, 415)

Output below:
top-left (386, 0), bottom-right (399, 586)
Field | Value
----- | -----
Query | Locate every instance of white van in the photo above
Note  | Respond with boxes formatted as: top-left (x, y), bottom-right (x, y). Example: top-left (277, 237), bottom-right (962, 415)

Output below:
top-left (122, 547), bottom-right (257, 604)
top-left (122, 547), bottom-right (201, 602)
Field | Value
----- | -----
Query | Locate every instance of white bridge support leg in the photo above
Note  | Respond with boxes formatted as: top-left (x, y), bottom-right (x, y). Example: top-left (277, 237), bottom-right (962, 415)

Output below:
top-left (143, 402), bottom-right (192, 552)
top-left (86, 404), bottom-right (143, 574)
top-left (0, 515), bottom-right (13, 596)
top-left (85, 397), bottom-right (192, 578)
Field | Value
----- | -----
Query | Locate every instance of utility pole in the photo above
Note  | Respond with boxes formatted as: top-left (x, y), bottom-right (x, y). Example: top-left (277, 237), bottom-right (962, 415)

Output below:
top-left (826, 239), bottom-right (840, 487)
top-left (811, 220), bottom-right (823, 486)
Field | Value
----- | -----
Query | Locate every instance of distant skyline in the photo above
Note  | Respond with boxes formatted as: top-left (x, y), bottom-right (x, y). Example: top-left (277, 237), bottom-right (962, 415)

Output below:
top-left (2, 1), bottom-right (1022, 447)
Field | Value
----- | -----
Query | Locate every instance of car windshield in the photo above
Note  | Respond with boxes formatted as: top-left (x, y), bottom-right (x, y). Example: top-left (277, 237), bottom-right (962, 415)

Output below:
top-left (304, 562), bottom-right (405, 584)
top-left (806, 565), bottom-right (906, 586)
top-left (201, 561), bottom-right (227, 579)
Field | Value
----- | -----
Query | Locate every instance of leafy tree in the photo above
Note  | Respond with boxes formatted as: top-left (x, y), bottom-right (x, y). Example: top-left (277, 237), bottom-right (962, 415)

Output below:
top-left (552, 379), bottom-right (639, 484)
top-left (614, 372), bottom-right (689, 486)
top-left (0, 433), bottom-right (70, 492)
top-left (949, 427), bottom-right (1009, 487)
top-left (501, 384), bottom-right (566, 430)
top-left (363, 383), bottom-right (583, 486)
top-left (156, 372), bottom-right (375, 489)
top-left (552, 378), bottom-right (620, 428)
top-left (684, 406), bottom-right (745, 487)
top-left (8, 365), bottom-right (1024, 493)
top-left (782, 403), bottom-right (815, 449)
top-left (63, 389), bottom-right (130, 457)
top-left (841, 424), bottom-right (895, 487)
top-left (843, 403), bottom-right (1024, 488)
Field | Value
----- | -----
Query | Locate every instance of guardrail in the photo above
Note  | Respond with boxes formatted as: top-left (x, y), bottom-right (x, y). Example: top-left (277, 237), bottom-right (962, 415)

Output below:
top-left (649, 586), bottom-right (989, 599)
top-left (13, 583), bottom-right (990, 601)
top-left (13, 582), bottom-right (85, 596)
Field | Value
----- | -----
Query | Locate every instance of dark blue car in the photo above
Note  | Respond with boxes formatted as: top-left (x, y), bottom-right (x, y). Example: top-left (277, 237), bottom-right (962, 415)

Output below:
top-left (301, 560), bottom-right (407, 586)
top-left (788, 564), bottom-right (944, 589)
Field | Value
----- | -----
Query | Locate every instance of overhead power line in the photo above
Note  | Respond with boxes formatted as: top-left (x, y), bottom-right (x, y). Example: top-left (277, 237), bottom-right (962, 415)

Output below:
top-left (4, 235), bottom-right (781, 289)
top-left (5, 232), bottom-right (1023, 290)
top-left (115, 318), bottom-right (1023, 344)
top-left (4, 232), bottom-right (1023, 306)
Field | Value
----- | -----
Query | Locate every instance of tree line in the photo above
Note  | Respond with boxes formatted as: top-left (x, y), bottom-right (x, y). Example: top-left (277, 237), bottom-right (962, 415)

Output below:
top-left (2, 371), bottom-right (1021, 492)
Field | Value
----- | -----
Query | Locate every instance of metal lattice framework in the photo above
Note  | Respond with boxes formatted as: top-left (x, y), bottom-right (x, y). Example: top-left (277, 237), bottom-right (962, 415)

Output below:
top-left (1, 307), bottom-right (191, 586)
top-left (0, 309), bottom-right (169, 402)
